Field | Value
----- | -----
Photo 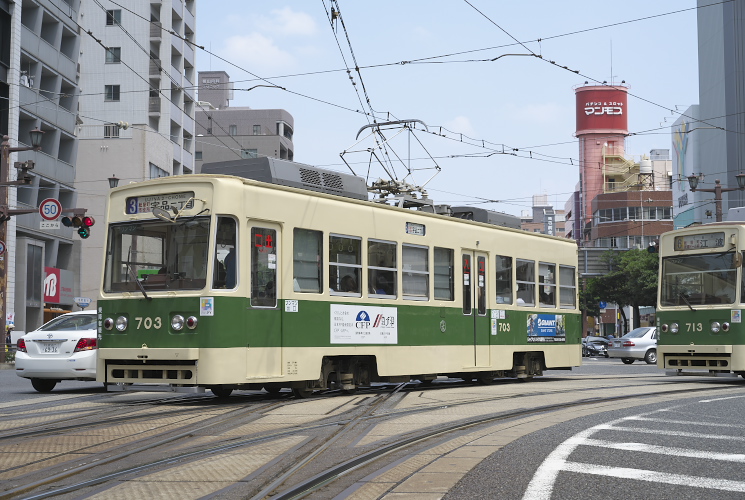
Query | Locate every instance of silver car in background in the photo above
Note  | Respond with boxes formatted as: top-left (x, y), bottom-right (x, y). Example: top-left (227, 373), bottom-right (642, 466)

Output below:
top-left (607, 326), bottom-right (658, 364)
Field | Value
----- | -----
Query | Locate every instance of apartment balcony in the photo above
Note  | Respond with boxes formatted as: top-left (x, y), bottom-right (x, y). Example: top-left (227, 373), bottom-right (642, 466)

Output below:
top-left (21, 26), bottom-right (77, 83)
top-left (149, 59), bottom-right (162, 76)
top-left (19, 85), bottom-right (75, 133)
top-left (149, 96), bottom-right (161, 115)
top-left (170, 64), bottom-right (182, 88)
top-left (150, 22), bottom-right (163, 39)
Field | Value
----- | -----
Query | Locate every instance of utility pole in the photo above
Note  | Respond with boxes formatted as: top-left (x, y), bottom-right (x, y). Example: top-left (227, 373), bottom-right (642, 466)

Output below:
top-left (0, 130), bottom-right (44, 361)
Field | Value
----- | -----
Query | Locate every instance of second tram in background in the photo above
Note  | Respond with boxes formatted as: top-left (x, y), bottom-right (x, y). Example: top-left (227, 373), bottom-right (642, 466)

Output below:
top-left (96, 158), bottom-right (582, 397)
top-left (657, 223), bottom-right (745, 377)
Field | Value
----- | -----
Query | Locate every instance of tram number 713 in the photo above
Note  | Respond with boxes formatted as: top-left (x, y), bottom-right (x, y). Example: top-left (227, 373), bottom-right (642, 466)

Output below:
top-left (686, 322), bottom-right (703, 332)
top-left (134, 317), bottom-right (163, 329)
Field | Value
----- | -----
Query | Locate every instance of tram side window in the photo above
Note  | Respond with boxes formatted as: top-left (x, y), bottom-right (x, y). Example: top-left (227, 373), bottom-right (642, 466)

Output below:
top-left (539, 262), bottom-right (556, 307)
top-left (403, 244), bottom-right (429, 300)
top-left (559, 265), bottom-right (576, 308)
top-left (496, 255), bottom-right (512, 304)
top-left (212, 217), bottom-right (237, 289)
top-left (251, 227), bottom-right (277, 307)
top-left (293, 228), bottom-right (322, 293)
top-left (434, 247), bottom-right (454, 301)
top-left (329, 235), bottom-right (361, 296)
top-left (368, 240), bottom-right (397, 298)
top-left (516, 259), bottom-right (535, 306)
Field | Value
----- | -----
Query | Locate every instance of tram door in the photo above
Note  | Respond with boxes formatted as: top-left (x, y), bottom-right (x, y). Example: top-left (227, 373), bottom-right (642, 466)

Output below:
top-left (462, 251), bottom-right (490, 367)
top-left (248, 222), bottom-right (282, 377)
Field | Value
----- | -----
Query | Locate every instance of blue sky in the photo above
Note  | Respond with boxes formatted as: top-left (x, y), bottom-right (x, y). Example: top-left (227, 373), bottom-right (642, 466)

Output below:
top-left (195, 1), bottom-right (700, 216)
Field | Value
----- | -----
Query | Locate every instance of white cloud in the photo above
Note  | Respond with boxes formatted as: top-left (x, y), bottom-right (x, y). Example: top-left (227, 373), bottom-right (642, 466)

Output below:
top-left (444, 116), bottom-right (476, 137)
top-left (256, 7), bottom-right (317, 36)
top-left (220, 33), bottom-right (295, 71)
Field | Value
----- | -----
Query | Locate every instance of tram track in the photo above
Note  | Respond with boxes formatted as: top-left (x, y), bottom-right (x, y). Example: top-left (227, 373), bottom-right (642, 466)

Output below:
top-left (3, 376), bottom-right (739, 499)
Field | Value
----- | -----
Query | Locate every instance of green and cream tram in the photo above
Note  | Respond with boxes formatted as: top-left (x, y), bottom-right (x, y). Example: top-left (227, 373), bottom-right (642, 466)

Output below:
top-left (97, 170), bottom-right (581, 397)
top-left (657, 224), bottom-right (745, 376)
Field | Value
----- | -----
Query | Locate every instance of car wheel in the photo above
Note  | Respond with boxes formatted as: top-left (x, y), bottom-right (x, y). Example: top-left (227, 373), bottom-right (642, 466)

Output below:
top-left (31, 379), bottom-right (57, 392)
top-left (644, 349), bottom-right (657, 364)
top-left (621, 358), bottom-right (635, 365)
top-left (604, 352), bottom-right (609, 358)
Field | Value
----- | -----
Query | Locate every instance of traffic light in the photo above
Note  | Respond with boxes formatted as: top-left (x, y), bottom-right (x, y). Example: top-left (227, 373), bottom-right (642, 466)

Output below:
top-left (61, 215), bottom-right (94, 238)
top-left (78, 216), bottom-right (94, 239)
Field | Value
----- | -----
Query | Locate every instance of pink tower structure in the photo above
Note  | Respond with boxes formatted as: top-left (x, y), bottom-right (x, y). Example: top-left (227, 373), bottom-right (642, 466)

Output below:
top-left (575, 85), bottom-right (629, 238)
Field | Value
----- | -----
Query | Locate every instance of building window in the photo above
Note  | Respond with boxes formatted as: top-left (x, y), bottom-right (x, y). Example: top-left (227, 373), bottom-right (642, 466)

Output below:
top-left (228, 124), bottom-right (237, 136)
top-left (104, 85), bottom-right (120, 101)
top-left (195, 151), bottom-right (202, 160)
top-left (104, 123), bottom-right (120, 138)
top-left (253, 125), bottom-right (261, 135)
top-left (106, 10), bottom-right (121, 26)
top-left (105, 47), bottom-right (121, 63)
top-left (240, 149), bottom-right (257, 159)
top-left (149, 163), bottom-right (168, 179)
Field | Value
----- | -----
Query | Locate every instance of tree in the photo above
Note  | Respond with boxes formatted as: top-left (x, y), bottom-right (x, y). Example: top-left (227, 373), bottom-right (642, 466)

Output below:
top-left (587, 249), bottom-right (659, 333)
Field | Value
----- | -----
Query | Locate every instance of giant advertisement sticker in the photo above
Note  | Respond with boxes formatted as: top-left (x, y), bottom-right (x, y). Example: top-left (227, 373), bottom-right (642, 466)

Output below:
top-left (331, 304), bottom-right (398, 344)
top-left (527, 314), bottom-right (566, 343)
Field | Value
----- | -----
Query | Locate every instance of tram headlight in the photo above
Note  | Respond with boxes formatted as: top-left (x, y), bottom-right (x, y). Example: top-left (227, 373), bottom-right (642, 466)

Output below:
top-left (670, 323), bottom-right (679, 334)
top-left (711, 322), bottom-right (721, 333)
top-left (186, 316), bottom-right (198, 329)
top-left (723, 322), bottom-right (731, 332)
top-left (104, 317), bottom-right (114, 330)
top-left (171, 315), bottom-right (185, 331)
top-left (661, 324), bottom-right (669, 332)
top-left (115, 316), bottom-right (128, 332)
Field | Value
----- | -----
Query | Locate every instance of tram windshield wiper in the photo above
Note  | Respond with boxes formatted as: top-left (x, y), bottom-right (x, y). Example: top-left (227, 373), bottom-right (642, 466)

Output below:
top-left (126, 263), bottom-right (152, 301)
top-left (679, 293), bottom-right (694, 311)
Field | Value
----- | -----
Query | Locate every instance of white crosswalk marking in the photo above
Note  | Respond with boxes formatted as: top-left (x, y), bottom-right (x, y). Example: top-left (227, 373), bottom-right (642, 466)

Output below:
top-left (522, 406), bottom-right (745, 500)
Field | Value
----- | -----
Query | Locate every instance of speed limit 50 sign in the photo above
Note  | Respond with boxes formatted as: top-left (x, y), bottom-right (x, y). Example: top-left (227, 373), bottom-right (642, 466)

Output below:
top-left (39, 198), bottom-right (62, 221)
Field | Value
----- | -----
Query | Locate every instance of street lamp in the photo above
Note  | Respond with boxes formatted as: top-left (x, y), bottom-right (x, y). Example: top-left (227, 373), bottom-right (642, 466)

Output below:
top-left (687, 174), bottom-right (745, 222)
top-left (108, 175), bottom-right (120, 188)
top-left (0, 128), bottom-right (44, 360)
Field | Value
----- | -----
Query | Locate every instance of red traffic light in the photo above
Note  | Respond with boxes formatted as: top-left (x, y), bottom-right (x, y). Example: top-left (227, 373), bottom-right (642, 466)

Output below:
top-left (82, 216), bottom-right (95, 227)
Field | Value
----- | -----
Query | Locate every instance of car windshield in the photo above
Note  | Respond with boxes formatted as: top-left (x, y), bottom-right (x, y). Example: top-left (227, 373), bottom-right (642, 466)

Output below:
top-left (623, 327), bottom-right (653, 339)
top-left (660, 253), bottom-right (737, 306)
top-left (39, 315), bottom-right (96, 331)
top-left (104, 217), bottom-right (210, 292)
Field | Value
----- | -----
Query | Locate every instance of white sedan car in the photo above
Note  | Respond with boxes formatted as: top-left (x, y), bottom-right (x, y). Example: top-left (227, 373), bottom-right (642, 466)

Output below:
top-left (15, 311), bottom-right (98, 392)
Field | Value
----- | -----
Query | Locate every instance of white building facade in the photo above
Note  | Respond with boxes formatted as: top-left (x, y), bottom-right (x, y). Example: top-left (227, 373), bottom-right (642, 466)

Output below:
top-left (76, 0), bottom-right (196, 306)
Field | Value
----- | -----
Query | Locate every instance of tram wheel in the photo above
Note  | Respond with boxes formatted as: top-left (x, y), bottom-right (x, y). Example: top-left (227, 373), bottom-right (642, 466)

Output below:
top-left (292, 387), bottom-right (314, 399)
top-left (263, 385), bottom-right (282, 394)
top-left (211, 386), bottom-right (233, 398)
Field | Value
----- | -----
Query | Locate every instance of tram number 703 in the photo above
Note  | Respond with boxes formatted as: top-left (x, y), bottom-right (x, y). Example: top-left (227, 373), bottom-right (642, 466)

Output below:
top-left (686, 322), bottom-right (703, 332)
top-left (134, 317), bottom-right (162, 329)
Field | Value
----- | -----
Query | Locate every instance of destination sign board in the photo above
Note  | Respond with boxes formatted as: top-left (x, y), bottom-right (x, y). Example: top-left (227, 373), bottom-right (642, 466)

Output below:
top-left (125, 191), bottom-right (195, 215)
top-left (674, 232), bottom-right (725, 251)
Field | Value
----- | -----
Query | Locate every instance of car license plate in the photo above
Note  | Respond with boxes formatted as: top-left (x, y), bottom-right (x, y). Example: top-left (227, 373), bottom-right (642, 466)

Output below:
top-left (42, 343), bottom-right (59, 354)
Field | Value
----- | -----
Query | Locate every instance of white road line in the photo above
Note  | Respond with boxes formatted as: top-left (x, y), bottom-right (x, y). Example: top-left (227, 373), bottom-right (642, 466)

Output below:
top-left (699, 395), bottom-right (745, 403)
top-left (562, 462), bottom-right (745, 492)
top-left (521, 427), bottom-right (597, 500)
top-left (623, 416), bottom-right (743, 428)
top-left (595, 423), bottom-right (745, 441)
top-left (581, 438), bottom-right (745, 462)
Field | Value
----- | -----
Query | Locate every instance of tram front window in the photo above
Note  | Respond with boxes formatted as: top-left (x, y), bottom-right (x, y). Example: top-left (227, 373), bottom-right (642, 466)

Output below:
top-left (660, 253), bottom-right (737, 306)
top-left (104, 217), bottom-right (210, 292)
